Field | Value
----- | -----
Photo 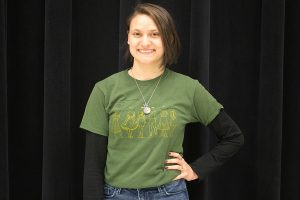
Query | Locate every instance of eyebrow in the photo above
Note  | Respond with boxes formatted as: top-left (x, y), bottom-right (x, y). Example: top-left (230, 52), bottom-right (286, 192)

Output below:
top-left (131, 29), bottom-right (159, 32)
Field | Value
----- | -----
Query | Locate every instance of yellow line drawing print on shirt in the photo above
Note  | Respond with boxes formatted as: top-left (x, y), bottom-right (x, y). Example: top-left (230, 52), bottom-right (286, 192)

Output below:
top-left (168, 109), bottom-right (177, 137)
top-left (148, 110), bottom-right (157, 137)
top-left (136, 111), bottom-right (146, 138)
top-left (121, 111), bottom-right (139, 138)
top-left (111, 112), bottom-right (122, 137)
top-left (157, 110), bottom-right (170, 137)
top-left (111, 107), bottom-right (177, 139)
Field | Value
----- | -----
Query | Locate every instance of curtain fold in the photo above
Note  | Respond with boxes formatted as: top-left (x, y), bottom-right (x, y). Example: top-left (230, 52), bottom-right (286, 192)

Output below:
top-left (5, 0), bottom-right (44, 199)
top-left (0, 0), bottom-right (9, 199)
top-left (256, 0), bottom-right (285, 199)
top-left (281, 1), bottom-right (300, 200)
top-left (42, 0), bottom-right (72, 199)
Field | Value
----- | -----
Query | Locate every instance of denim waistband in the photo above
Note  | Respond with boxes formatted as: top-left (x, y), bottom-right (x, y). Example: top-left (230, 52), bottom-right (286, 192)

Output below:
top-left (104, 179), bottom-right (186, 194)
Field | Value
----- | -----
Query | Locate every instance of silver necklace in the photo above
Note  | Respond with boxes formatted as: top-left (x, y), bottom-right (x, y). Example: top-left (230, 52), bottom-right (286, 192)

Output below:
top-left (131, 69), bottom-right (163, 115)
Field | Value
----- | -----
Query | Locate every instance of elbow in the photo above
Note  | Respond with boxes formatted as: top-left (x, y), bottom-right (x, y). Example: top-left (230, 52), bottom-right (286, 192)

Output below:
top-left (236, 132), bottom-right (244, 148)
top-left (228, 130), bottom-right (244, 149)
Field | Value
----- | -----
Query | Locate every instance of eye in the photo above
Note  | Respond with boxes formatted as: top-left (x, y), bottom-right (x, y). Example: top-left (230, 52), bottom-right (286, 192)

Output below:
top-left (151, 32), bottom-right (160, 37)
top-left (132, 32), bottom-right (141, 37)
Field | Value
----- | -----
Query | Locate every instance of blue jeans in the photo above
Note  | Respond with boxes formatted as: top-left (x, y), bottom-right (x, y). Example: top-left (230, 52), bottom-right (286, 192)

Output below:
top-left (104, 179), bottom-right (189, 200)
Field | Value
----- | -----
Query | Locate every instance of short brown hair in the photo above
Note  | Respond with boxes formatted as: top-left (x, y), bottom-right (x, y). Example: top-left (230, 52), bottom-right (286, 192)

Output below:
top-left (125, 3), bottom-right (181, 67)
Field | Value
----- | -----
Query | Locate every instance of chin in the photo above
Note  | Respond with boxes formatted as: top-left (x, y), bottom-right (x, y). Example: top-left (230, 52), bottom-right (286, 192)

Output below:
top-left (137, 60), bottom-right (161, 66)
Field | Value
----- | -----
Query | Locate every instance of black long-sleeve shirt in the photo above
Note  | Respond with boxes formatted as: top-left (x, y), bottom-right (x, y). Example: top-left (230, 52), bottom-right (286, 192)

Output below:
top-left (83, 109), bottom-right (244, 200)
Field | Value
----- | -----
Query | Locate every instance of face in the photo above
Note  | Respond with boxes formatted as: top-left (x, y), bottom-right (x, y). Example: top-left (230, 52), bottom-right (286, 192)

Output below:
top-left (127, 14), bottom-right (164, 67)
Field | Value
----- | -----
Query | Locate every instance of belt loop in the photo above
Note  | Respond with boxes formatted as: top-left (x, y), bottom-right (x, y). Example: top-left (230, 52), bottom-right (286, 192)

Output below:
top-left (137, 189), bottom-right (141, 199)
top-left (158, 185), bottom-right (163, 193)
top-left (116, 188), bottom-right (121, 194)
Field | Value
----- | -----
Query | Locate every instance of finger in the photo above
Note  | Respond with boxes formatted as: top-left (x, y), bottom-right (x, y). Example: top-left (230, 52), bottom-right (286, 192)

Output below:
top-left (165, 164), bottom-right (182, 171)
top-left (173, 173), bottom-right (186, 181)
top-left (173, 174), bottom-right (182, 181)
top-left (165, 158), bottom-right (180, 164)
top-left (168, 152), bottom-right (183, 160)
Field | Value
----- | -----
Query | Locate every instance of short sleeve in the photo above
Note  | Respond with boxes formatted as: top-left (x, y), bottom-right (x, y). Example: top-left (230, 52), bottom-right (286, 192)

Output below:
top-left (80, 85), bottom-right (109, 136)
top-left (192, 81), bottom-right (223, 126)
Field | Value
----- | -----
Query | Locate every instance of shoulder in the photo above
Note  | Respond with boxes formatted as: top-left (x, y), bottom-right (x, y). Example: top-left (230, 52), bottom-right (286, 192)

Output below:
top-left (167, 68), bottom-right (198, 86)
top-left (94, 70), bottom-right (127, 91)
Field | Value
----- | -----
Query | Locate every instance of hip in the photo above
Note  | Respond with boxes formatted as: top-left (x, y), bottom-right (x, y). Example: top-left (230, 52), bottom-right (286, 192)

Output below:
top-left (104, 179), bottom-right (189, 200)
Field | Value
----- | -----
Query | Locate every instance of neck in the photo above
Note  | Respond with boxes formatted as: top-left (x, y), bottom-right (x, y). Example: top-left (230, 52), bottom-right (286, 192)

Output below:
top-left (130, 63), bottom-right (165, 80)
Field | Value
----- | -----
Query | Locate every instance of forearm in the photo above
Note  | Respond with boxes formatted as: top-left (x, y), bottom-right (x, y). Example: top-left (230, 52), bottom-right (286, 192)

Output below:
top-left (83, 131), bottom-right (107, 200)
top-left (189, 110), bottom-right (244, 180)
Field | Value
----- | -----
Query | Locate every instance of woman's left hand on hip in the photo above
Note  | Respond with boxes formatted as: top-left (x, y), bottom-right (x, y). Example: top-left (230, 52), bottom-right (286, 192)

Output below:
top-left (165, 152), bottom-right (199, 181)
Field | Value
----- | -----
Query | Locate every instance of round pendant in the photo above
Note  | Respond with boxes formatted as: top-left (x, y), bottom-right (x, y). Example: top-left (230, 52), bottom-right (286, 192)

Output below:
top-left (143, 106), bottom-right (151, 115)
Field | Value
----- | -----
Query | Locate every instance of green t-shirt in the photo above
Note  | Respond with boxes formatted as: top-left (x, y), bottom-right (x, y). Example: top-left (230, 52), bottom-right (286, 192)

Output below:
top-left (80, 68), bottom-right (223, 188)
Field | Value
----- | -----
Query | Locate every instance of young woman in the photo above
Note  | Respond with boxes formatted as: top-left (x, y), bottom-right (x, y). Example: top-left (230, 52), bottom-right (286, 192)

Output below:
top-left (80, 3), bottom-right (244, 200)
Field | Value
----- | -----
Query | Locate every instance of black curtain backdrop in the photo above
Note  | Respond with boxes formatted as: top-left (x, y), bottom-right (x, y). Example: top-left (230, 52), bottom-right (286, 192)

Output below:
top-left (1, 0), bottom-right (300, 200)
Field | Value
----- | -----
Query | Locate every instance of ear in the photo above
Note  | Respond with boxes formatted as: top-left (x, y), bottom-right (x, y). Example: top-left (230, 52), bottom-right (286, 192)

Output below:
top-left (127, 32), bottom-right (130, 45)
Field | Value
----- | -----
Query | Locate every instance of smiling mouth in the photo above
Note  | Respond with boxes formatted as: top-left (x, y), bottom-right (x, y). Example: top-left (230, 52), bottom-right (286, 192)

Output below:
top-left (138, 49), bottom-right (155, 54)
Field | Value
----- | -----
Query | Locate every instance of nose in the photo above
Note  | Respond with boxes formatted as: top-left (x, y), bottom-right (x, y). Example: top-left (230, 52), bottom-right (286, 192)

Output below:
top-left (141, 35), bottom-right (151, 46)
